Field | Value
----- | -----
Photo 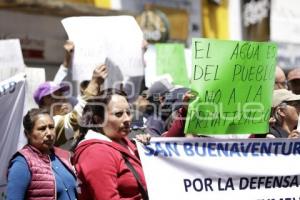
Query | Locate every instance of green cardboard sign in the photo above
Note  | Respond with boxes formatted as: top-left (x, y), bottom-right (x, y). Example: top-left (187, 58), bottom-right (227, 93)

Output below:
top-left (184, 38), bottom-right (277, 135)
top-left (156, 43), bottom-right (189, 87)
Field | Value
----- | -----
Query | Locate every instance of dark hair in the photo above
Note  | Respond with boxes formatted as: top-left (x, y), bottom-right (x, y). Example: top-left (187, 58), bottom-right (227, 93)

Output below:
top-left (80, 80), bottom-right (90, 95)
top-left (71, 88), bottom-right (128, 150)
top-left (23, 108), bottom-right (51, 135)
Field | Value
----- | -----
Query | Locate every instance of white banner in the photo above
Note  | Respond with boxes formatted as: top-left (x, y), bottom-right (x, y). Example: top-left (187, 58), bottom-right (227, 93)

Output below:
top-left (0, 73), bottom-right (26, 197)
top-left (137, 137), bottom-right (300, 200)
top-left (271, 0), bottom-right (300, 44)
top-left (61, 16), bottom-right (144, 84)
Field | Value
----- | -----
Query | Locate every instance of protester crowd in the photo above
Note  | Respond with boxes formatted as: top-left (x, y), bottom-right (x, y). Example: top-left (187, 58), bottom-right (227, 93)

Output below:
top-left (4, 36), bottom-right (300, 200)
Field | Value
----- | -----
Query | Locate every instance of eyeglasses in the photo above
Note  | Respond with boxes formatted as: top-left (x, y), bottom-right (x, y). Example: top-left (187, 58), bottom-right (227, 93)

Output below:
top-left (275, 80), bottom-right (287, 85)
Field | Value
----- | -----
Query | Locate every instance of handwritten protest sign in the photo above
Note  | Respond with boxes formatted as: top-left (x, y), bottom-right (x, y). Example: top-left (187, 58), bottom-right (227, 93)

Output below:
top-left (24, 67), bottom-right (45, 109)
top-left (0, 39), bottom-right (25, 81)
top-left (61, 16), bottom-right (144, 84)
top-left (156, 43), bottom-right (189, 87)
top-left (184, 38), bottom-right (277, 135)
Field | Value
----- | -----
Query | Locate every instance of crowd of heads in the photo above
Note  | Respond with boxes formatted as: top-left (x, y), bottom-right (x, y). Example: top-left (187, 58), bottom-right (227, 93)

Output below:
top-left (25, 48), bottom-right (300, 145)
top-left (270, 66), bottom-right (300, 138)
top-left (27, 64), bottom-right (300, 141)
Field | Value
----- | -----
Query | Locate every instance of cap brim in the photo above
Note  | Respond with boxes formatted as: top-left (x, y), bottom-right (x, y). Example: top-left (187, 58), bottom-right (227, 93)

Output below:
top-left (286, 95), bottom-right (300, 102)
top-left (288, 76), bottom-right (300, 81)
top-left (46, 84), bottom-right (70, 97)
top-left (58, 84), bottom-right (70, 92)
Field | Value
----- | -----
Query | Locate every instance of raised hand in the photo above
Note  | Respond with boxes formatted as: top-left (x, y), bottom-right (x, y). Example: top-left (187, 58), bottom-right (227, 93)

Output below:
top-left (92, 64), bottom-right (108, 84)
top-left (289, 130), bottom-right (300, 139)
top-left (182, 91), bottom-right (196, 111)
top-left (135, 133), bottom-right (151, 145)
top-left (63, 40), bottom-right (74, 68)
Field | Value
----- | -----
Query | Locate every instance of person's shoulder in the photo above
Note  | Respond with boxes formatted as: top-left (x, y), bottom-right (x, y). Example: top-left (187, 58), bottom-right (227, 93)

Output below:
top-left (74, 141), bottom-right (120, 167)
top-left (11, 154), bottom-right (27, 163)
top-left (9, 153), bottom-right (29, 171)
top-left (76, 140), bottom-right (118, 156)
top-left (269, 125), bottom-right (289, 138)
top-left (53, 147), bottom-right (71, 158)
top-left (53, 114), bottom-right (64, 124)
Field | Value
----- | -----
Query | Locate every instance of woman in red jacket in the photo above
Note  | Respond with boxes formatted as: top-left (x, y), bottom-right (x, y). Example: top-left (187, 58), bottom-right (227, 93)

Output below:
top-left (72, 88), bottom-right (148, 200)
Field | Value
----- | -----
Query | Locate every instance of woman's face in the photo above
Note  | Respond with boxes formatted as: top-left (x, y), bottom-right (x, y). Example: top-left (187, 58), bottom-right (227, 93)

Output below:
top-left (102, 94), bottom-right (132, 141)
top-left (26, 114), bottom-right (55, 154)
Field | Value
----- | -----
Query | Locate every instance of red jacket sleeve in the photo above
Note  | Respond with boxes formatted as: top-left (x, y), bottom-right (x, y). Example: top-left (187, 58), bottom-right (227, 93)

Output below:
top-left (163, 108), bottom-right (187, 137)
top-left (77, 144), bottom-right (121, 200)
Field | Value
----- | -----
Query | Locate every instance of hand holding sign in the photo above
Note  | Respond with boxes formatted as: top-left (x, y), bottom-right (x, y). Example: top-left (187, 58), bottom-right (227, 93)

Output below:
top-left (62, 40), bottom-right (74, 69)
top-left (92, 64), bottom-right (108, 84)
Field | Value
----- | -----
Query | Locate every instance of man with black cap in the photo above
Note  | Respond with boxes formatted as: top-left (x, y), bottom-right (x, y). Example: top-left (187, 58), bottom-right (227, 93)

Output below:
top-left (269, 89), bottom-right (300, 138)
top-left (143, 79), bottom-right (174, 136)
